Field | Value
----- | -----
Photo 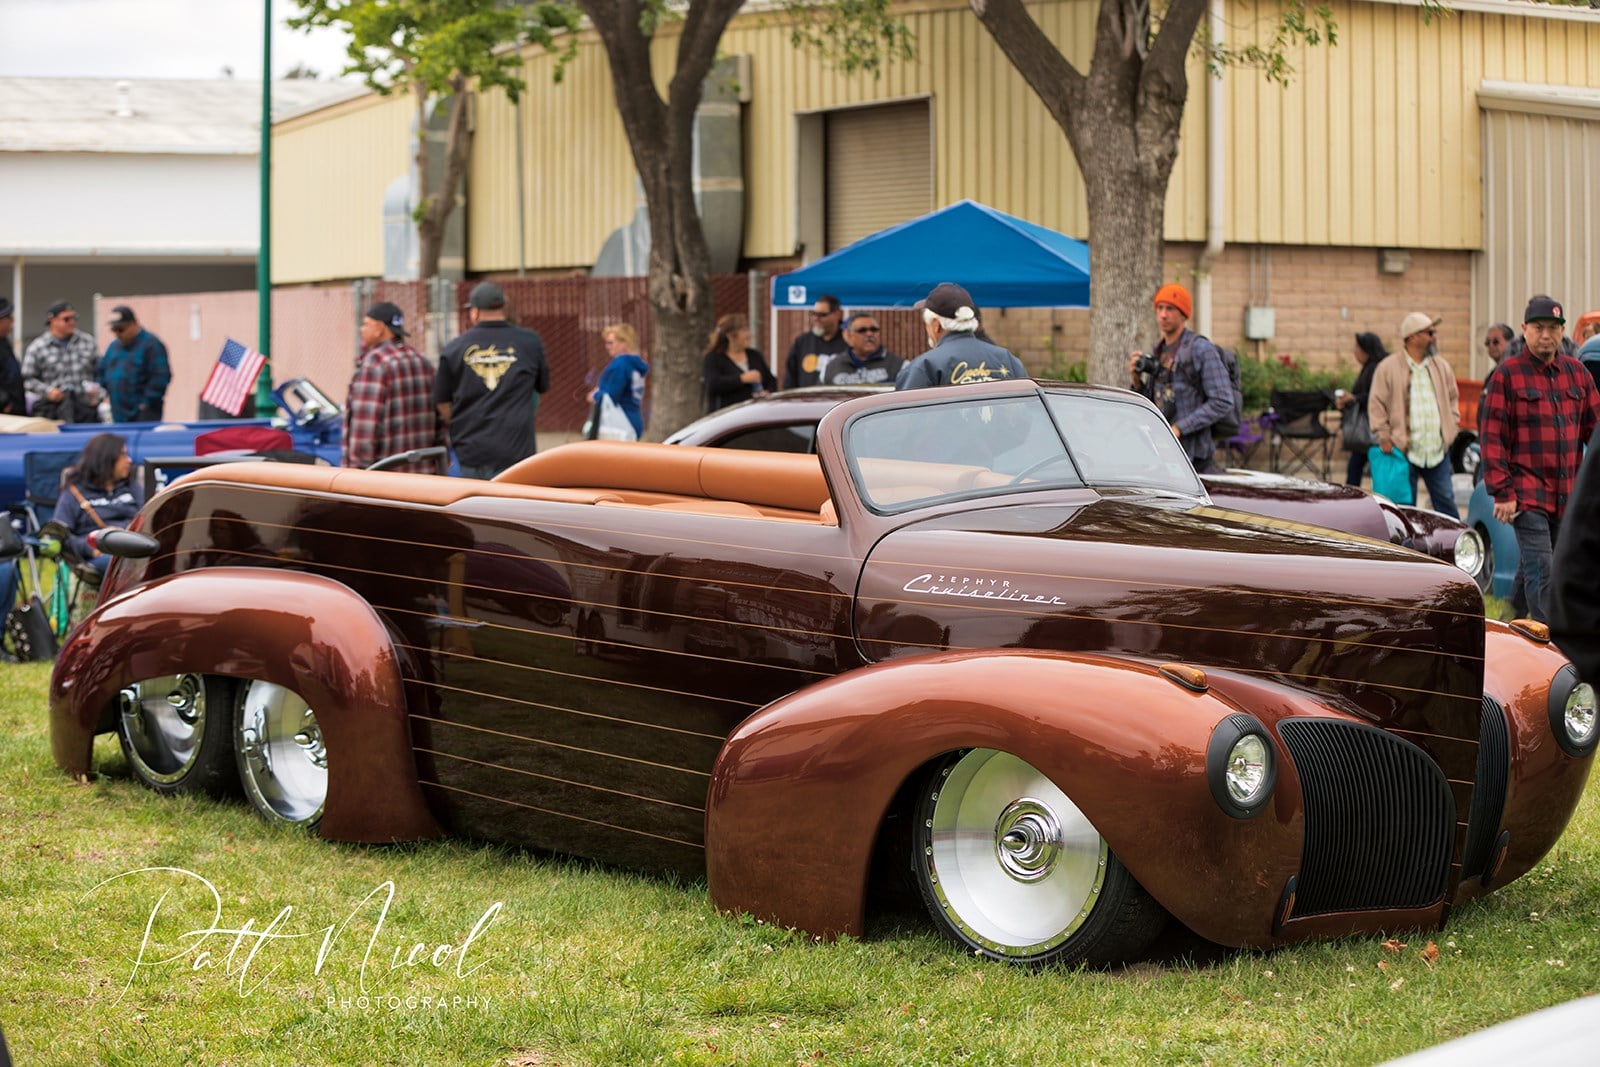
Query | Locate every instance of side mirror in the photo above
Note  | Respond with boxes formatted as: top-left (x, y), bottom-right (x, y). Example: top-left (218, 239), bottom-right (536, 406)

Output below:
top-left (87, 528), bottom-right (161, 559)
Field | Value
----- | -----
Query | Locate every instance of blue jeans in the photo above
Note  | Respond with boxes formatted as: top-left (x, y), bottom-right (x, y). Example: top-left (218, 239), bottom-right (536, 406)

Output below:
top-left (1408, 457), bottom-right (1459, 518)
top-left (1513, 510), bottom-right (1560, 623)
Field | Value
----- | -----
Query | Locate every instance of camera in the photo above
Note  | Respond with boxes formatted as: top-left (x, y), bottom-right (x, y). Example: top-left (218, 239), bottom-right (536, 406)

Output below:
top-left (1132, 352), bottom-right (1160, 379)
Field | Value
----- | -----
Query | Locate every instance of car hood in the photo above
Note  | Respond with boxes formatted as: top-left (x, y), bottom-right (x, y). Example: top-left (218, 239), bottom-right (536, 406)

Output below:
top-left (855, 494), bottom-right (1484, 742)
top-left (1202, 469), bottom-right (1394, 542)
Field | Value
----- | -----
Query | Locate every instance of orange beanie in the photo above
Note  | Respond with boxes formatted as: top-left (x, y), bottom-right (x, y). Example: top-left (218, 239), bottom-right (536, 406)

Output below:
top-left (1153, 283), bottom-right (1192, 319)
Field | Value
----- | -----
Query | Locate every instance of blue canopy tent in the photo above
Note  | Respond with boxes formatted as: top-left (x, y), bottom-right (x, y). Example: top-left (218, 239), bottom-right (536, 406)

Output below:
top-left (769, 199), bottom-right (1090, 312)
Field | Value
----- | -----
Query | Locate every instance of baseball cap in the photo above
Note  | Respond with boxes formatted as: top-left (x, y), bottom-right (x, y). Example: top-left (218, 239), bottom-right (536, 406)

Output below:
top-left (1523, 295), bottom-right (1565, 324)
top-left (108, 305), bottom-right (136, 328)
top-left (365, 301), bottom-right (407, 338)
top-left (45, 299), bottom-right (74, 320)
top-left (468, 282), bottom-right (507, 310)
top-left (1399, 311), bottom-right (1442, 339)
top-left (922, 282), bottom-right (977, 321)
top-left (0, 296), bottom-right (12, 318)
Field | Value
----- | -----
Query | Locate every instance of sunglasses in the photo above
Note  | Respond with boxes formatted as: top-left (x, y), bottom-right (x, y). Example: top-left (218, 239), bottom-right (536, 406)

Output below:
top-left (810, 309), bottom-right (836, 318)
top-left (852, 326), bottom-right (881, 334)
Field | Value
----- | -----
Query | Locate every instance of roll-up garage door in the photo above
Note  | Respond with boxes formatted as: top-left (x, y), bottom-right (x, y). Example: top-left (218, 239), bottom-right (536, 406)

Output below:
top-left (1474, 88), bottom-right (1600, 376)
top-left (824, 101), bottom-right (932, 252)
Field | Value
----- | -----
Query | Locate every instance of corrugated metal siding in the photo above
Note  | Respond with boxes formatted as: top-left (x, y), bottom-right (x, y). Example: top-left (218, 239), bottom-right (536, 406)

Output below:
top-left (275, 0), bottom-right (1600, 280)
top-left (273, 91), bottom-right (413, 283)
top-left (1476, 107), bottom-right (1600, 341)
top-left (1227, 0), bottom-right (1600, 248)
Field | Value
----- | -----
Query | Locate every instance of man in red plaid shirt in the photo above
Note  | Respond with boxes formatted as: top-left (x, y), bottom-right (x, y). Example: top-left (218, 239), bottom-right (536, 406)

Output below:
top-left (1480, 294), bottom-right (1600, 622)
top-left (343, 301), bottom-right (443, 473)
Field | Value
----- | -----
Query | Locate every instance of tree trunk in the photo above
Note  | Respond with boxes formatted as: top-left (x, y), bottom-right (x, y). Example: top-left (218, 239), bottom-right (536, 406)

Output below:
top-left (971, 0), bottom-right (1205, 385)
top-left (580, 0), bottom-right (745, 440)
top-left (415, 76), bottom-right (471, 282)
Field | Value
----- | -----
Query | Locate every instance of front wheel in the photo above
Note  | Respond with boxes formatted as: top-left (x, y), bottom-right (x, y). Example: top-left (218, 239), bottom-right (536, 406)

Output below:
top-left (118, 674), bottom-right (238, 795)
top-left (913, 748), bottom-right (1166, 966)
top-left (235, 681), bottom-right (327, 828)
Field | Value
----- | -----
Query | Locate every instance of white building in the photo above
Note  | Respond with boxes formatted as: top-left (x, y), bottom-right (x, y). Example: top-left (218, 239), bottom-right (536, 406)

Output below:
top-left (0, 76), bottom-right (356, 343)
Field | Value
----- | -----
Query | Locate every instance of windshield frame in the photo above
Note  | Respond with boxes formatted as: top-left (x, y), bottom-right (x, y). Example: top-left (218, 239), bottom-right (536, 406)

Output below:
top-left (838, 382), bottom-right (1206, 516)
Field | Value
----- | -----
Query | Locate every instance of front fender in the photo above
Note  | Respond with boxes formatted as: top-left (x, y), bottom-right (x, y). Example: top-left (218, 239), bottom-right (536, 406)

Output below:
top-left (706, 649), bottom-right (1307, 946)
top-left (50, 567), bottom-right (443, 844)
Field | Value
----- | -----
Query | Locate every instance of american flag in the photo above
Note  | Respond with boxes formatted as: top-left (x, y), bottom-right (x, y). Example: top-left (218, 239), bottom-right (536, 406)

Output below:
top-left (200, 338), bottom-right (267, 416)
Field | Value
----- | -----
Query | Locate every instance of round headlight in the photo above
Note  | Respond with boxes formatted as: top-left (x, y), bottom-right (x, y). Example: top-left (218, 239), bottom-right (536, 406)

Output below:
top-left (1226, 734), bottom-right (1270, 803)
top-left (1452, 529), bottom-right (1485, 580)
top-left (1546, 664), bottom-right (1600, 758)
top-left (1565, 683), bottom-right (1597, 747)
top-left (1207, 714), bottom-right (1277, 819)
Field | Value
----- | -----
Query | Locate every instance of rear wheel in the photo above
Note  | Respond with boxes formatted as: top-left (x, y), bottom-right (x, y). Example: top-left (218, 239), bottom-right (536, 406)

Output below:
top-left (912, 748), bottom-right (1166, 966)
top-left (118, 674), bottom-right (238, 795)
top-left (235, 681), bottom-right (327, 827)
top-left (3, 596), bottom-right (57, 662)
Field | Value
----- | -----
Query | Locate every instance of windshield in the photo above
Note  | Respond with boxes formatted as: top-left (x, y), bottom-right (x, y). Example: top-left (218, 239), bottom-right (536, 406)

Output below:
top-left (845, 387), bottom-right (1204, 512)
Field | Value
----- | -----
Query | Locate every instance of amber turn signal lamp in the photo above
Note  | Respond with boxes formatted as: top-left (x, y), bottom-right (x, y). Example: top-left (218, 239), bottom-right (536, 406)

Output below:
top-left (1159, 663), bottom-right (1209, 692)
top-left (1509, 619), bottom-right (1551, 643)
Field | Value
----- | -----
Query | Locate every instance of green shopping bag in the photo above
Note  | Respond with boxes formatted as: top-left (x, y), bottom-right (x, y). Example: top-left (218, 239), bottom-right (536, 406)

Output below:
top-left (1367, 445), bottom-right (1413, 505)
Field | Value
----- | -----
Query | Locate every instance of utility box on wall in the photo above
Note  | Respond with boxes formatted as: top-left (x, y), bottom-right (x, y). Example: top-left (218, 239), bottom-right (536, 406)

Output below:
top-left (1244, 306), bottom-right (1276, 341)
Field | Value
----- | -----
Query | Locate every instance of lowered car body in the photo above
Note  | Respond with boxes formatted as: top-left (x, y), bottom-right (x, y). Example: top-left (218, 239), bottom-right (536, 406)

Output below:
top-left (44, 381), bottom-right (1592, 966)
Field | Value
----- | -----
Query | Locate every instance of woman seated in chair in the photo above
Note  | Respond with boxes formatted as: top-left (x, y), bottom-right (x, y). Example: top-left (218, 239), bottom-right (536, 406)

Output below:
top-left (50, 432), bottom-right (143, 576)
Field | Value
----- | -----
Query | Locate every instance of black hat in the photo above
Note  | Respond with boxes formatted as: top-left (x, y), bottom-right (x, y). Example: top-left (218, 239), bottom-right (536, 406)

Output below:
top-left (1524, 294), bottom-right (1565, 324)
top-left (468, 282), bottom-right (506, 310)
top-left (108, 304), bottom-right (136, 328)
top-left (921, 282), bottom-right (977, 322)
top-left (0, 296), bottom-right (12, 319)
top-left (365, 301), bottom-right (407, 338)
top-left (45, 298), bottom-right (74, 321)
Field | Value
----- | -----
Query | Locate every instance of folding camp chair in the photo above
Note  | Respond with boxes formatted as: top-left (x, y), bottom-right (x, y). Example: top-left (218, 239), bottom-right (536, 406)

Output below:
top-left (1268, 389), bottom-right (1335, 480)
top-left (1220, 413), bottom-right (1273, 469)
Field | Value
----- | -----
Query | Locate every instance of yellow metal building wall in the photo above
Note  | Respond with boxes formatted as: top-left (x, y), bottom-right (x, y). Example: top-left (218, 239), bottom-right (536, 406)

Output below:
top-left (1226, 0), bottom-right (1600, 249)
top-left (273, 91), bottom-right (415, 284)
top-left (276, 0), bottom-right (1600, 279)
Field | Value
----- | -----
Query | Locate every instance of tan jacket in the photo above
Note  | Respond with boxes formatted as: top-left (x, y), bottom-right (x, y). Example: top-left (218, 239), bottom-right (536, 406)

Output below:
top-left (1368, 350), bottom-right (1460, 456)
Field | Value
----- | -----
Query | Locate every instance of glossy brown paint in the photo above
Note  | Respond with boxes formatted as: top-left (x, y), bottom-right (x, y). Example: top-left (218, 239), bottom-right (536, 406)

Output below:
top-left (49, 568), bottom-right (443, 843)
top-left (93, 474), bottom-right (860, 874)
top-left (48, 383), bottom-right (1592, 958)
top-left (1456, 624), bottom-right (1596, 899)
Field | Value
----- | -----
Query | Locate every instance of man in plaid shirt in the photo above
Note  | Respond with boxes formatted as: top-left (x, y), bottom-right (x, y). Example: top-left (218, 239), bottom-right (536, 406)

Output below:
top-left (343, 301), bottom-right (443, 474)
top-left (1481, 294), bottom-right (1600, 622)
top-left (22, 299), bottom-right (101, 422)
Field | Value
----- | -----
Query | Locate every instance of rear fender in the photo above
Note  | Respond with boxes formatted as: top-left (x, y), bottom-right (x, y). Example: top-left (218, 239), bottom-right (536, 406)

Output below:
top-left (50, 567), bottom-right (443, 843)
top-left (706, 649), bottom-right (1308, 945)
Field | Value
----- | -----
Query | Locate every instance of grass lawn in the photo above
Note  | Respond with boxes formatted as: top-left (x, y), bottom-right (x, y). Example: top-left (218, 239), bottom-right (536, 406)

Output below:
top-left (2, 660), bottom-right (1596, 1066)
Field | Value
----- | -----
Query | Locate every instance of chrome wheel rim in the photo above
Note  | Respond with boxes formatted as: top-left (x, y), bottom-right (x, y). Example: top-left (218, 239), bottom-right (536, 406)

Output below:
top-left (236, 682), bottom-right (326, 824)
top-left (119, 674), bottom-right (208, 784)
top-left (924, 749), bottom-right (1106, 957)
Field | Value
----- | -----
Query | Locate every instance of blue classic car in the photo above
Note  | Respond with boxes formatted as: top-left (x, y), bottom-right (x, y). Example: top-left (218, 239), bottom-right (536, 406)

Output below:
top-left (0, 379), bottom-right (343, 508)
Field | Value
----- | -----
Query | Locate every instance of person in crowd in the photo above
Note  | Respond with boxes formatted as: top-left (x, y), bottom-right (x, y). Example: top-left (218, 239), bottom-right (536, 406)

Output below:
top-left (1484, 323), bottom-right (1514, 367)
top-left (1369, 310), bottom-right (1461, 518)
top-left (1335, 331), bottom-right (1388, 487)
top-left (344, 301), bottom-right (442, 474)
top-left (22, 299), bottom-right (101, 422)
top-left (99, 304), bottom-right (172, 422)
top-left (823, 313), bottom-right (903, 385)
top-left (1125, 282), bottom-right (1231, 473)
top-left (590, 322), bottom-right (649, 438)
top-left (703, 314), bottom-right (775, 412)
top-left (782, 294), bottom-right (849, 389)
top-left (435, 282), bottom-right (550, 478)
top-left (1551, 437), bottom-right (1600, 683)
top-left (1480, 295), bottom-right (1599, 622)
top-left (49, 432), bottom-right (143, 575)
top-left (898, 282), bottom-right (1027, 393)
top-left (0, 296), bottom-right (23, 415)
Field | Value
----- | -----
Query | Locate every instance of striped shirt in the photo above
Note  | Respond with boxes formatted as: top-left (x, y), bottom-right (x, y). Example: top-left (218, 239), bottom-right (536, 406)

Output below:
top-left (1406, 356), bottom-right (1446, 468)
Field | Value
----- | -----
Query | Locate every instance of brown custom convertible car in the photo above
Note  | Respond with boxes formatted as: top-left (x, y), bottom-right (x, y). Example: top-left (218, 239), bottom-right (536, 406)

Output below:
top-left (48, 381), bottom-right (1595, 966)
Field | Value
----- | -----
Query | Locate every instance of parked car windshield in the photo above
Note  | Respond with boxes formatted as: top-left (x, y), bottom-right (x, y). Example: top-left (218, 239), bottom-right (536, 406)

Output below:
top-left (844, 388), bottom-right (1203, 512)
